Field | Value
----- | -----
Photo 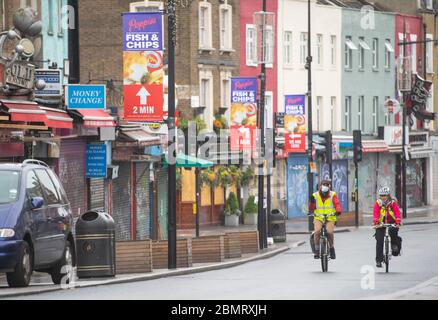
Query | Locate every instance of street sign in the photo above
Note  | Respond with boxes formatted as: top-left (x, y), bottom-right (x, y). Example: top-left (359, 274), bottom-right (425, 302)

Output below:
top-left (66, 84), bottom-right (106, 109)
top-left (284, 95), bottom-right (306, 153)
top-left (86, 144), bottom-right (107, 178)
top-left (230, 77), bottom-right (258, 151)
top-left (123, 12), bottom-right (164, 122)
top-left (5, 61), bottom-right (35, 89)
top-left (35, 69), bottom-right (61, 96)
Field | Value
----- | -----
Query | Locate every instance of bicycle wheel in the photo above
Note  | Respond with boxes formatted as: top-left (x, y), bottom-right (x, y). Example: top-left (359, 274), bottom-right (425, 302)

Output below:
top-left (384, 238), bottom-right (390, 273)
top-left (320, 238), bottom-right (328, 273)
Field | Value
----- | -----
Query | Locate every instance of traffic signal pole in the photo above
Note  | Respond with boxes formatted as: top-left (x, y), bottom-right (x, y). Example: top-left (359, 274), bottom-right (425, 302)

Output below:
top-left (307, 0), bottom-right (314, 232)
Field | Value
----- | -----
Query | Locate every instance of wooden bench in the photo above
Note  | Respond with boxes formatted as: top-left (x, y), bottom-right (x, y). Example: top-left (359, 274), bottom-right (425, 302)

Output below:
top-left (152, 239), bottom-right (193, 269)
top-left (115, 240), bottom-right (153, 274)
top-left (192, 235), bottom-right (225, 263)
top-left (224, 232), bottom-right (242, 259)
top-left (239, 231), bottom-right (259, 254)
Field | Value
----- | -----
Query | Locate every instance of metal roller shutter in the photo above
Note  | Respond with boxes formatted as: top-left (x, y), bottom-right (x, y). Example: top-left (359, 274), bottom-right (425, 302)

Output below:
top-left (59, 138), bottom-right (87, 218)
top-left (112, 162), bottom-right (131, 241)
top-left (135, 162), bottom-right (150, 240)
top-left (157, 169), bottom-right (168, 240)
top-left (89, 178), bottom-right (105, 212)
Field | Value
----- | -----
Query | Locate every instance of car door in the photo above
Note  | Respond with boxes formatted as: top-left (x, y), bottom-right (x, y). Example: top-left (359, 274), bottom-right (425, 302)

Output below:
top-left (25, 169), bottom-right (51, 266)
top-left (34, 169), bottom-right (65, 264)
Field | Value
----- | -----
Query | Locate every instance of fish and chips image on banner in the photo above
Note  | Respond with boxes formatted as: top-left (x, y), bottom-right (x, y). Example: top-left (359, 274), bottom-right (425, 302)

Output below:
top-left (284, 95), bottom-right (306, 153)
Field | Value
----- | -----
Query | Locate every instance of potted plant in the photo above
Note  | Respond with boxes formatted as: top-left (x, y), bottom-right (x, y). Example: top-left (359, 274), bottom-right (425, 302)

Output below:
top-left (213, 115), bottom-right (228, 134)
top-left (224, 192), bottom-right (241, 227)
top-left (243, 195), bottom-right (258, 225)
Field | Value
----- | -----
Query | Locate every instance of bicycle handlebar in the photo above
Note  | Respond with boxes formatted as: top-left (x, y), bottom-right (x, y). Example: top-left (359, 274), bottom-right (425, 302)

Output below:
top-left (372, 223), bottom-right (399, 229)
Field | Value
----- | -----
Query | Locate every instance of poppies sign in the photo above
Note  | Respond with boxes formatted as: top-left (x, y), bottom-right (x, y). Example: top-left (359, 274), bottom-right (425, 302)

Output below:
top-left (284, 95), bottom-right (306, 153)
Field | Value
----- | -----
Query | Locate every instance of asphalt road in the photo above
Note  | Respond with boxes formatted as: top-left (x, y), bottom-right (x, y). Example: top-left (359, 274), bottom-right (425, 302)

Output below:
top-left (5, 223), bottom-right (438, 300)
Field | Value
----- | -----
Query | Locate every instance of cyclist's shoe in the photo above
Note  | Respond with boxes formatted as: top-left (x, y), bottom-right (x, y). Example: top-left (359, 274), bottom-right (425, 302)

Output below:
top-left (314, 250), bottom-right (320, 259)
top-left (376, 261), bottom-right (383, 268)
top-left (330, 247), bottom-right (336, 259)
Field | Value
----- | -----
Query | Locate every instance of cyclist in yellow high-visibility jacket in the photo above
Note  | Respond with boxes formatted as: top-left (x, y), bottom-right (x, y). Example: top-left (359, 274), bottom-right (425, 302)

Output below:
top-left (309, 180), bottom-right (342, 260)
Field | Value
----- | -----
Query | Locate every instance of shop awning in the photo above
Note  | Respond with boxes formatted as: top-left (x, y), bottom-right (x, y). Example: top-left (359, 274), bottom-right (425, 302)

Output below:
top-left (362, 140), bottom-right (389, 153)
top-left (409, 147), bottom-right (434, 159)
top-left (1, 101), bottom-right (47, 123)
top-left (119, 128), bottom-right (161, 146)
top-left (40, 107), bottom-right (73, 129)
top-left (76, 110), bottom-right (116, 128)
top-left (164, 154), bottom-right (214, 168)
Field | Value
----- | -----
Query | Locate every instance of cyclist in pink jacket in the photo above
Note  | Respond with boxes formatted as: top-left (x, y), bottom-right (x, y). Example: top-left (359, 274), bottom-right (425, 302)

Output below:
top-left (373, 187), bottom-right (402, 268)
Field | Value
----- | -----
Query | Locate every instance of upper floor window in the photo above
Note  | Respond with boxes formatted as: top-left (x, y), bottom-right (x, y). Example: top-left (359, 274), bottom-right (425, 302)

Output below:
top-left (358, 37), bottom-right (370, 69)
top-left (284, 31), bottom-right (292, 66)
top-left (330, 35), bottom-right (337, 68)
top-left (426, 34), bottom-right (433, 74)
top-left (372, 38), bottom-right (379, 69)
top-left (246, 24), bottom-right (257, 66)
top-left (316, 34), bottom-right (323, 67)
top-left (219, 4), bottom-right (233, 51)
top-left (344, 96), bottom-right (352, 132)
top-left (199, 1), bottom-right (213, 49)
top-left (220, 70), bottom-right (231, 109)
top-left (385, 39), bottom-right (394, 70)
top-left (130, 1), bottom-right (163, 11)
top-left (300, 32), bottom-right (308, 66)
top-left (345, 36), bottom-right (357, 69)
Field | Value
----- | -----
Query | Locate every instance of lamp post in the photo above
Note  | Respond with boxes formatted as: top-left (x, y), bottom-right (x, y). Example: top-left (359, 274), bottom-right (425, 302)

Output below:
top-left (306, 0), bottom-right (314, 232)
top-left (167, 0), bottom-right (177, 269)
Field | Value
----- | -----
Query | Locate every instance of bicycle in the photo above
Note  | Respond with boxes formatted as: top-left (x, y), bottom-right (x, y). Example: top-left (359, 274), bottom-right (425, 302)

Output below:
top-left (309, 213), bottom-right (337, 273)
top-left (373, 223), bottom-right (399, 273)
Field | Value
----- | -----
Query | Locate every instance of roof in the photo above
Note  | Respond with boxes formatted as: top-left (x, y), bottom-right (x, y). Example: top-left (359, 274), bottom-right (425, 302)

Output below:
top-left (317, 0), bottom-right (384, 11)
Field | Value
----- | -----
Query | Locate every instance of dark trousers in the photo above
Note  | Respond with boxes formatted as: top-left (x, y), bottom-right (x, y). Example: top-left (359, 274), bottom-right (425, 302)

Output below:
top-left (375, 227), bottom-right (400, 263)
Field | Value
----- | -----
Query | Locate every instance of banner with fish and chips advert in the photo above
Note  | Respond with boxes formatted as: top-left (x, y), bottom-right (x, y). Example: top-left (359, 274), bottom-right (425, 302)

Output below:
top-left (230, 77), bottom-right (258, 151)
top-left (122, 12), bottom-right (164, 122)
top-left (284, 95), bottom-right (306, 153)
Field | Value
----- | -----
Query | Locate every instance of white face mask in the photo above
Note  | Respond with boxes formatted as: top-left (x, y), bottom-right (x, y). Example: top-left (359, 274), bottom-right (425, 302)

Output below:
top-left (321, 186), bottom-right (329, 193)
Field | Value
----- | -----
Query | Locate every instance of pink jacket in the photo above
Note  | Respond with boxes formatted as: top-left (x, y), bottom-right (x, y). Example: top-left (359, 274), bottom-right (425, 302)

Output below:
top-left (373, 199), bottom-right (402, 225)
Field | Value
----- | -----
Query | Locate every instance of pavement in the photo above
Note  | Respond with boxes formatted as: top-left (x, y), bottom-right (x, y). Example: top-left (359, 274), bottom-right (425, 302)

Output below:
top-left (1, 205), bottom-right (437, 299)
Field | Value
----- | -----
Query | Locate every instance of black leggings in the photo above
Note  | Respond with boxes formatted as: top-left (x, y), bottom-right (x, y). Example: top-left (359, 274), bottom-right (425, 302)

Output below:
top-left (375, 227), bottom-right (400, 263)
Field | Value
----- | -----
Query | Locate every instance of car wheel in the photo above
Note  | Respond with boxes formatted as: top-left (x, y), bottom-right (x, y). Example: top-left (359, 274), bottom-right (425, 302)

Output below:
top-left (6, 242), bottom-right (33, 288)
top-left (50, 241), bottom-right (73, 285)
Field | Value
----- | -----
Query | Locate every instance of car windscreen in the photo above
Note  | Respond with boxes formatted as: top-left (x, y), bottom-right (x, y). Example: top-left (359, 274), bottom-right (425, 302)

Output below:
top-left (0, 171), bottom-right (20, 204)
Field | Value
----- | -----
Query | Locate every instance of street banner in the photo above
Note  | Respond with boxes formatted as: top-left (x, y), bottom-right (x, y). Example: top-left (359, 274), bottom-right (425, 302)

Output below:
top-left (66, 85), bottom-right (106, 109)
top-left (230, 77), bottom-right (258, 151)
top-left (122, 12), bottom-right (164, 122)
top-left (86, 144), bottom-right (107, 178)
top-left (284, 95), bottom-right (306, 153)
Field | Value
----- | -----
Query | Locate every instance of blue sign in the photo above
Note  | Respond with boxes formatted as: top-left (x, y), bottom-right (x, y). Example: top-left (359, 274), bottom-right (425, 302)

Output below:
top-left (35, 70), bottom-right (61, 96)
top-left (122, 12), bottom-right (163, 51)
top-left (67, 85), bottom-right (106, 109)
top-left (285, 95), bottom-right (306, 116)
top-left (86, 144), bottom-right (107, 178)
top-left (231, 77), bottom-right (258, 104)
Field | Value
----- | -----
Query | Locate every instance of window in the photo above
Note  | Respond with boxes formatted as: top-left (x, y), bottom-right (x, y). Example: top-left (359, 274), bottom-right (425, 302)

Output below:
top-left (284, 31), bottom-right (292, 66)
top-left (344, 96), bottom-right (351, 131)
top-left (330, 97), bottom-right (336, 131)
top-left (219, 4), bottom-right (233, 50)
top-left (426, 34), bottom-right (433, 73)
top-left (48, 0), bottom-right (55, 34)
top-left (199, 2), bottom-right (212, 49)
top-left (263, 26), bottom-right (274, 65)
top-left (35, 169), bottom-right (60, 205)
top-left (26, 171), bottom-right (44, 200)
top-left (220, 70), bottom-right (231, 109)
top-left (57, 0), bottom-right (64, 36)
top-left (358, 37), bottom-right (369, 70)
top-left (47, 169), bottom-right (69, 205)
top-left (411, 34), bottom-right (417, 73)
top-left (317, 34), bottom-right (323, 66)
top-left (385, 96), bottom-right (390, 125)
top-left (0, 171), bottom-right (20, 204)
top-left (385, 39), bottom-right (394, 70)
top-left (316, 97), bottom-right (322, 131)
top-left (372, 38), bottom-right (379, 69)
top-left (265, 92), bottom-right (273, 129)
top-left (372, 97), bottom-right (378, 133)
top-left (246, 24), bottom-right (257, 65)
top-left (358, 96), bottom-right (364, 131)
top-left (330, 35), bottom-right (337, 67)
top-left (300, 32), bottom-right (308, 66)
top-left (419, 0), bottom-right (434, 10)
top-left (345, 36), bottom-right (357, 69)
top-left (130, 1), bottom-right (163, 11)
top-left (199, 69), bottom-right (213, 130)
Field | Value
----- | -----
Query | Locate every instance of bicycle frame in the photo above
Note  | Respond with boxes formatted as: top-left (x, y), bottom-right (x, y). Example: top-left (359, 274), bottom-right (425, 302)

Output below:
top-left (374, 222), bottom-right (397, 273)
top-left (310, 213), bottom-right (337, 272)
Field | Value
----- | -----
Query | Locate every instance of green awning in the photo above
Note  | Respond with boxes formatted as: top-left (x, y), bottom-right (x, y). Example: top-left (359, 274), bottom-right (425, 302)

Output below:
top-left (163, 154), bottom-right (214, 168)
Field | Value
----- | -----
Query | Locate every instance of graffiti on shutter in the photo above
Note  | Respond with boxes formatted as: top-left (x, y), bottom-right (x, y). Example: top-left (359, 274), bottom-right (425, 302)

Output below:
top-left (112, 162), bottom-right (131, 241)
top-left (89, 178), bottom-right (105, 212)
top-left (135, 162), bottom-right (150, 240)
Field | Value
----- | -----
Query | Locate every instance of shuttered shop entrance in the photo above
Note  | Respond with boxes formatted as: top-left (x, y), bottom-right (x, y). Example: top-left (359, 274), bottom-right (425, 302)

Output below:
top-left (112, 162), bottom-right (131, 241)
top-left (135, 162), bottom-right (150, 240)
top-left (58, 138), bottom-right (87, 218)
top-left (89, 178), bottom-right (105, 212)
top-left (157, 169), bottom-right (168, 240)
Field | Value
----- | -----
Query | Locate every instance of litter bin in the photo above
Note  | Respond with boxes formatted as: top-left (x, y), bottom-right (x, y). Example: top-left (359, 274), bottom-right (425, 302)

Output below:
top-left (75, 211), bottom-right (116, 278)
top-left (270, 209), bottom-right (286, 242)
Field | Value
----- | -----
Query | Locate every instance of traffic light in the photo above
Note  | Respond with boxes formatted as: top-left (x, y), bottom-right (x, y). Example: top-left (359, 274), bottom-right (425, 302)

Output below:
top-left (353, 130), bottom-right (362, 163)
top-left (315, 131), bottom-right (332, 164)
